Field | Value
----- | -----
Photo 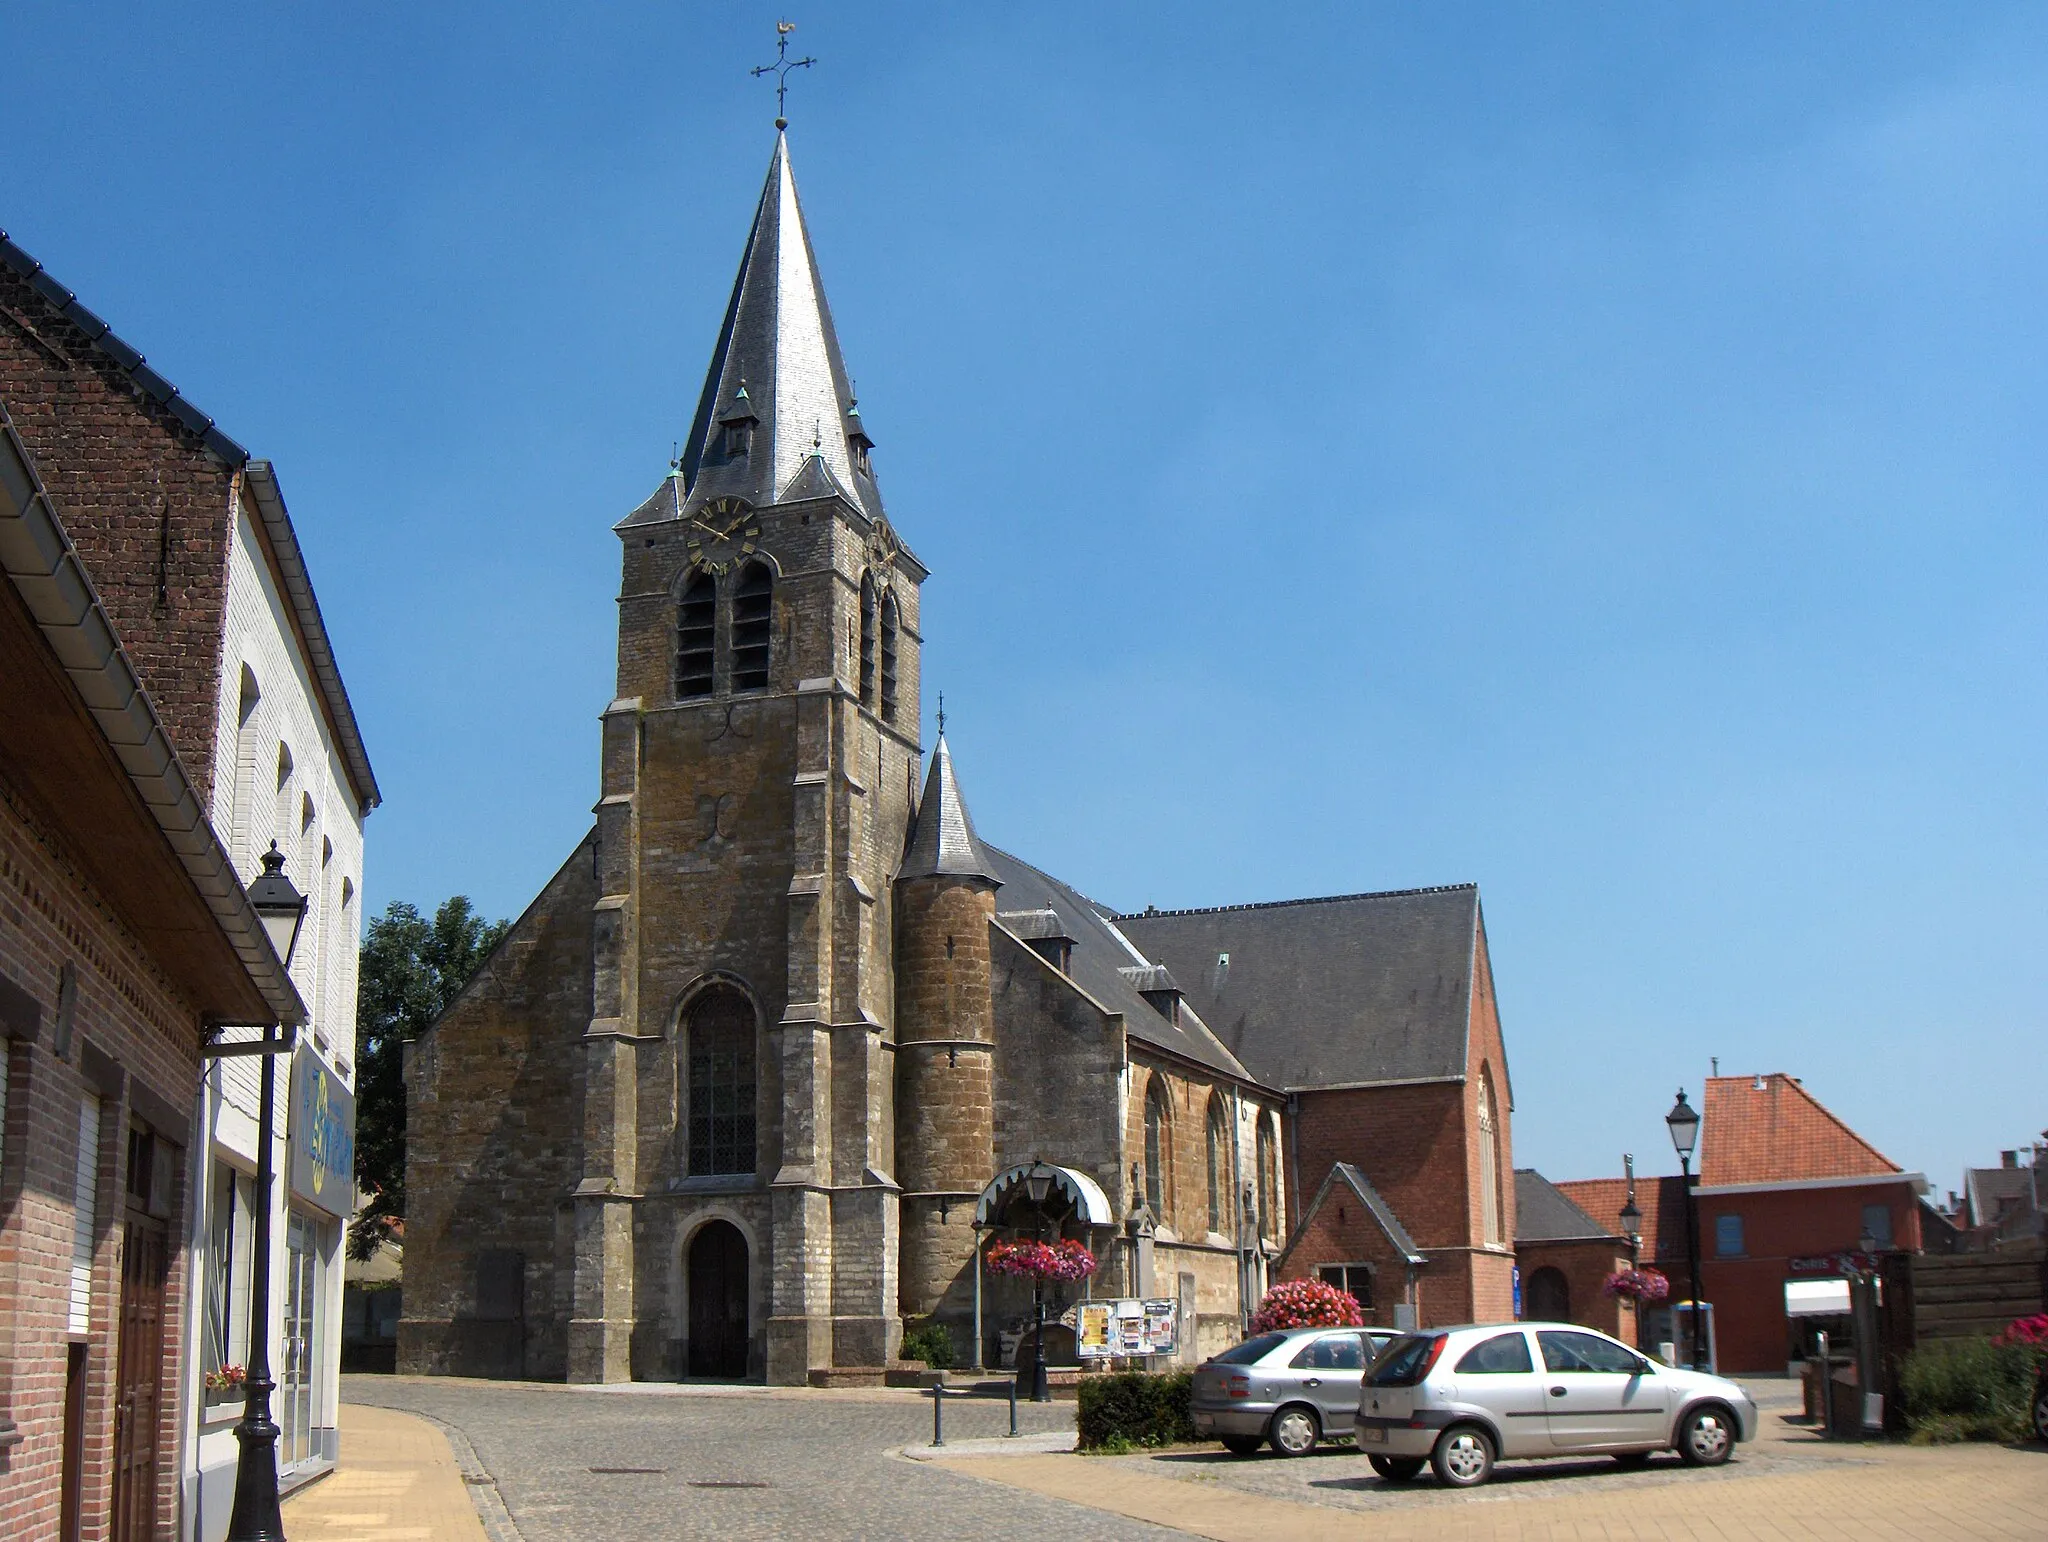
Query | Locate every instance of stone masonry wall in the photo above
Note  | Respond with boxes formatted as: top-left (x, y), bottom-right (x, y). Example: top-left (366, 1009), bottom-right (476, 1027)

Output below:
top-left (400, 835), bottom-right (594, 1379)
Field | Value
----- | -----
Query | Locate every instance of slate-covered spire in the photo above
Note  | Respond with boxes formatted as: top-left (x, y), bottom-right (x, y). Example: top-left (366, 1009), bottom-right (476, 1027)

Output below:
top-left (900, 736), bottom-right (999, 884)
top-left (651, 131), bottom-right (883, 524)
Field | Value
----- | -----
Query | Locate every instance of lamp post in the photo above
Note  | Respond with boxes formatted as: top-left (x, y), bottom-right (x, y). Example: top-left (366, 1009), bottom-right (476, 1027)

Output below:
top-left (1665, 1089), bottom-right (1705, 1371)
top-left (228, 843), bottom-right (306, 1542)
top-left (1619, 1153), bottom-right (1642, 1267)
top-left (1022, 1159), bottom-right (1055, 1404)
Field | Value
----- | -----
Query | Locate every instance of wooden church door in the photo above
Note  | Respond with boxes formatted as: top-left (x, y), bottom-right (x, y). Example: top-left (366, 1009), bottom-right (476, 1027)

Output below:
top-left (687, 1221), bottom-right (749, 1378)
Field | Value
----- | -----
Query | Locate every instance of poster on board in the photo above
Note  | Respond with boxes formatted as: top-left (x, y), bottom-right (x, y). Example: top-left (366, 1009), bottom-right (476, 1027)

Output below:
top-left (1076, 1299), bottom-right (1178, 1358)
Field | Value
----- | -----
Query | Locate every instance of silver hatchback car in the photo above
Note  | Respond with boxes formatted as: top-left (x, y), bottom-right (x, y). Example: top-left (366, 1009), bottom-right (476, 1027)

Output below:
top-left (1191, 1327), bottom-right (1401, 1456)
top-left (1353, 1322), bottom-right (1759, 1487)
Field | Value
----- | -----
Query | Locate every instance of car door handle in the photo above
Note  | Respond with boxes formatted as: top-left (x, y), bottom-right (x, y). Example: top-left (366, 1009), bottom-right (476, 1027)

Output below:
top-left (1550, 1387), bottom-right (1568, 1397)
top-left (1304, 1377), bottom-right (1322, 1387)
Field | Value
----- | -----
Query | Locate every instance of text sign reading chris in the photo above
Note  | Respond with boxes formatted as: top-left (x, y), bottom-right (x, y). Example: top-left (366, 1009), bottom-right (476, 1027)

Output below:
top-left (289, 1046), bottom-right (355, 1219)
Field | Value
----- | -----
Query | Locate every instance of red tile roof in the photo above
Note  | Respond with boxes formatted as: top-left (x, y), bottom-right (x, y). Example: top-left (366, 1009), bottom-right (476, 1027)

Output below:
top-left (1555, 1177), bottom-right (1688, 1265)
top-left (1699, 1074), bottom-right (1900, 1187)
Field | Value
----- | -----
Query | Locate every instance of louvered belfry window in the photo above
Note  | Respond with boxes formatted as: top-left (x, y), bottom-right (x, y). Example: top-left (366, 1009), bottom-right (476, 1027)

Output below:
top-left (879, 593), bottom-right (899, 723)
top-left (731, 563), bottom-right (773, 690)
top-left (859, 575), bottom-right (878, 708)
top-left (687, 988), bottom-right (757, 1176)
top-left (677, 572), bottom-right (716, 698)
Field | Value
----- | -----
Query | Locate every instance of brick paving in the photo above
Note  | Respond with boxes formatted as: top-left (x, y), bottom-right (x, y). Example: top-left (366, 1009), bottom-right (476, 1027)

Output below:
top-left (282, 1404), bottom-right (488, 1542)
top-left (339, 1374), bottom-right (2048, 1541)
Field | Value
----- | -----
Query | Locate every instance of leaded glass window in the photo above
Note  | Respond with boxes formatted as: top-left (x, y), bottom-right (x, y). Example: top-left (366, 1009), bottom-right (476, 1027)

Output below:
top-left (687, 989), bottom-right (756, 1176)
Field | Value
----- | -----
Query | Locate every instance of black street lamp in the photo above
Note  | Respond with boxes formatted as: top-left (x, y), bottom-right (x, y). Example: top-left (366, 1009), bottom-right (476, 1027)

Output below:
top-left (228, 843), bottom-right (306, 1542)
top-left (1665, 1089), bottom-right (1706, 1371)
top-left (1619, 1152), bottom-right (1642, 1266)
top-left (1020, 1159), bottom-right (1056, 1404)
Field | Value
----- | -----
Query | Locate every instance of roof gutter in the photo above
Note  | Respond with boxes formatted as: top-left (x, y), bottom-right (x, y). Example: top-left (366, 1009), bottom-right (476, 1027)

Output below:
top-left (240, 462), bottom-right (380, 812)
top-left (0, 408), bottom-right (306, 1027)
top-left (1697, 1172), bottom-right (1931, 1199)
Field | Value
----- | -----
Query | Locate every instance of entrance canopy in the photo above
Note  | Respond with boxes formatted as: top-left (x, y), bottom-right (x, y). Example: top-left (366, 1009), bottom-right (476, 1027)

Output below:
top-left (973, 1163), bottom-right (1114, 1229)
top-left (1785, 1278), bottom-right (1852, 1317)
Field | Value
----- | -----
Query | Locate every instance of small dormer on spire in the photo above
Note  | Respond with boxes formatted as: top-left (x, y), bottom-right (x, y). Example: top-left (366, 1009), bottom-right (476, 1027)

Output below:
top-left (845, 392), bottom-right (873, 478)
top-left (717, 379), bottom-right (758, 460)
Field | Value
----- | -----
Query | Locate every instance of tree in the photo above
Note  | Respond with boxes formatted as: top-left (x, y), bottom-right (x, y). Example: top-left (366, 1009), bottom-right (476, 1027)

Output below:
top-left (349, 895), bottom-right (508, 1261)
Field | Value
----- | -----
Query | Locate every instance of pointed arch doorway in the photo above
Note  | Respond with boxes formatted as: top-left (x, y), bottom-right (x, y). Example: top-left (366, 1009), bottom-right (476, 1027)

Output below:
top-left (687, 1220), bottom-right (750, 1378)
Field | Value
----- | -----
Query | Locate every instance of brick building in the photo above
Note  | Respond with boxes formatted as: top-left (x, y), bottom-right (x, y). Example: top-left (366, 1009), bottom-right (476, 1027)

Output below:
top-left (1512, 1169), bottom-right (1637, 1341)
top-left (1558, 1073), bottom-right (1928, 1375)
top-left (0, 410), bottom-right (304, 1542)
top-left (1, 229), bottom-right (378, 1535)
top-left (401, 131), bottom-right (1518, 1386)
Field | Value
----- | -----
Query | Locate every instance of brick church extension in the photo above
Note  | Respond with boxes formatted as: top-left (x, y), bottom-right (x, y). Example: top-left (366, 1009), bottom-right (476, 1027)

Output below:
top-left (399, 132), bottom-right (1519, 1386)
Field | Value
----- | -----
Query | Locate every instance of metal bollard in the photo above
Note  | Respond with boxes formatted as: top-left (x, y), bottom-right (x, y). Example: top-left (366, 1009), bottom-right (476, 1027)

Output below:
top-left (930, 1383), bottom-right (945, 1448)
top-left (1007, 1378), bottom-right (1019, 1437)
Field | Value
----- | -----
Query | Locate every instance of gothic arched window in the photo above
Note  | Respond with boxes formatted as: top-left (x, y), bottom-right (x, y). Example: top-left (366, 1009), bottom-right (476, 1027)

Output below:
top-left (1256, 1118), bottom-right (1278, 1241)
top-left (1144, 1078), bottom-right (1171, 1219)
top-left (879, 592), bottom-right (899, 724)
top-left (686, 986), bottom-right (757, 1176)
top-left (731, 562), bottom-right (773, 691)
top-left (1478, 1070), bottom-right (1503, 1247)
top-left (859, 574), bottom-right (878, 708)
top-left (676, 570), bottom-right (715, 698)
top-left (1206, 1096), bottom-right (1230, 1235)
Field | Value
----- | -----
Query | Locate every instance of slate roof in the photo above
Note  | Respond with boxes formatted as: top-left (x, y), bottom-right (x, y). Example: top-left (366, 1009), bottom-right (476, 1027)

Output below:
top-left (1699, 1074), bottom-right (1900, 1188)
top-left (1328, 1162), bottom-right (1426, 1264)
top-left (1515, 1169), bottom-right (1621, 1243)
top-left (1113, 885), bottom-right (1483, 1093)
top-left (900, 735), bottom-right (998, 883)
top-left (622, 131), bottom-right (884, 529)
top-left (1964, 1164), bottom-right (2040, 1230)
top-left (980, 844), bottom-right (1253, 1083)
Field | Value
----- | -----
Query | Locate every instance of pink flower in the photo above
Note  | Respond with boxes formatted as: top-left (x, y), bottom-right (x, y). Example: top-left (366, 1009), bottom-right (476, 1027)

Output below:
top-left (1250, 1279), bottom-right (1365, 1333)
top-left (1601, 1268), bottom-right (1671, 1303)
top-left (1994, 1313), bottom-right (2048, 1350)
top-left (985, 1238), bottom-right (1099, 1282)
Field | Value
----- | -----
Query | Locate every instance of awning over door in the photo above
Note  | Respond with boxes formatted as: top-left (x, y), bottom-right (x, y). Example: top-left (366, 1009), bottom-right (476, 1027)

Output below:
top-left (973, 1163), bottom-right (1114, 1228)
top-left (1785, 1277), bottom-right (1852, 1317)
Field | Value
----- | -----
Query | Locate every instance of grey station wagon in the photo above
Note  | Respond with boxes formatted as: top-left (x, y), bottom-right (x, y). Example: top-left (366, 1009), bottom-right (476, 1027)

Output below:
top-left (1191, 1327), bottom-right (1402, 1455)
top-left (1354, 1322), bottom-right (1760, 1487)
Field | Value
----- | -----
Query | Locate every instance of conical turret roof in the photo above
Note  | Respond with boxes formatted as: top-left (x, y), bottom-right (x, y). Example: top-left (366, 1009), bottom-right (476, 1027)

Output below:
top-left (900, 736), bottom-right (999, 885)
top-left (624, 132), bottom-right (882, 528)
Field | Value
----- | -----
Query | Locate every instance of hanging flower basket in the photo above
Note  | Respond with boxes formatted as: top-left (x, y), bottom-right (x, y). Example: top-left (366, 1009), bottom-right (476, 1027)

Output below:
top-left (1602, 1267), bottom-right (1671, 1303)
top-left (985, 1238), bottom-right (1098, 1283)
top-left (1250, 1278), bottom-right (1365, 1333)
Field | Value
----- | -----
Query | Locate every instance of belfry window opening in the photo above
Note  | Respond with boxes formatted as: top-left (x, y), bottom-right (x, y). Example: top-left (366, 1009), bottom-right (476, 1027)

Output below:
top-left (859, 574), bottom-right (877, 709)
top-left (879, 592), bottom-right (899, 724)
top-left (676, 571), bottom-right (716, 698)
top-left (731, 562), bottom-right (773, 691)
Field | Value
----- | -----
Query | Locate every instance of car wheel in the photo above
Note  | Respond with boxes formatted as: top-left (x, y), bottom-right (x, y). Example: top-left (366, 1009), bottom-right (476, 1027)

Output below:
top-left (1430, 1424), bottom-right (1495, 1488)
top-left (1369, 1454), bottom-right (1425, 1482)
top-left (1220, 1435), bottom-right (1263, 1456)
top-left (1676, 1404), bottom-right (1736, 1467)
top-left (1268, 1404), bottom-right (1320, 1457)
top-left (1612, 1450), bottom-right (1652, 1468)
top-left (2031, 1376), bottom-right (2048, 1444)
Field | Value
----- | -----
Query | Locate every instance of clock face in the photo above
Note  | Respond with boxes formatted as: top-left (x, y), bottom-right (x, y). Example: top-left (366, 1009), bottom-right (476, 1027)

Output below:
top-left (686, 497), bottom-right (761, 575)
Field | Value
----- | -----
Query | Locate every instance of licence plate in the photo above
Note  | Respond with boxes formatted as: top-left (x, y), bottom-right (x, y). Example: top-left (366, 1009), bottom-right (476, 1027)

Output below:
top-left (1361, 1426), bottom-right (1386, 1445)
top-left (1194, 1414), bottom-right (1213, 1433)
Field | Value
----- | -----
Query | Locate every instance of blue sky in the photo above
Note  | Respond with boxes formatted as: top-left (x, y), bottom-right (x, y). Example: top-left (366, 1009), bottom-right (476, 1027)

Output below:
top-left (6, 5), bottom-right (2043, 1198)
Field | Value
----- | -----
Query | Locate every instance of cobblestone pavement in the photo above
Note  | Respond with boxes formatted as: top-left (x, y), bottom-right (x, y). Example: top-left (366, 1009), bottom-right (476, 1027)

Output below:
top-left (342, 1376), bottom-right (1163, 1542)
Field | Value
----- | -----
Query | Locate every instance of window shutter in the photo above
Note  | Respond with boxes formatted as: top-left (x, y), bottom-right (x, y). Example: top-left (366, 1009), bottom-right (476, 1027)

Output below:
top-left (70, 1095), bottom-right (101, 1335)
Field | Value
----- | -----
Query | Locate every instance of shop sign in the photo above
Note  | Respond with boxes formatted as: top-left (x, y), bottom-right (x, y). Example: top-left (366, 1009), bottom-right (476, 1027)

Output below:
top-left (1077, 1298), bottom-right (1178, 1358)
top-left (289, 1046), bottom-right (355, 1218)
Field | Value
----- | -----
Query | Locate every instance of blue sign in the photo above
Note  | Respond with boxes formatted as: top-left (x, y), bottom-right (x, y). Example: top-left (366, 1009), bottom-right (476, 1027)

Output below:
top-left (289, 1046), bottom-right (355, 1219)
top-left (1512, 1265), bottom-right (1523, 1320)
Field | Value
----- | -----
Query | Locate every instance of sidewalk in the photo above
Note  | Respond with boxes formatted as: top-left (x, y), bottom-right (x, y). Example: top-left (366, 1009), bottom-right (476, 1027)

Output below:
top-left (282, 1404), bottom-right (489, 1542)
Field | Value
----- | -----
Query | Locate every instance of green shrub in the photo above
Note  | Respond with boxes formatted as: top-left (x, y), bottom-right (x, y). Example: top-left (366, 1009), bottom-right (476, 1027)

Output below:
top-left (899, 1320), bottom-right (956, 1370)
top-left (1077, 1370), bottom-right (1194, 1452)
top-left (1900, 1336), bottom-right (2037, 1443)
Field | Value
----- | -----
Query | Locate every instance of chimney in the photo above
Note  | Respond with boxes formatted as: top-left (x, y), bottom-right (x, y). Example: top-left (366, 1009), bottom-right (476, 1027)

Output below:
top-left (2001, 1150), bottom-right (2019, 1169)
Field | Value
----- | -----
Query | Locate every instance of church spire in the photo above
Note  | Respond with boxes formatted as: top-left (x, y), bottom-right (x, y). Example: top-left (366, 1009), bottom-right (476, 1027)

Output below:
top-left (900, 735), bottom-right (999, 884)
top-left (667, 133), bottom-right (882, 522)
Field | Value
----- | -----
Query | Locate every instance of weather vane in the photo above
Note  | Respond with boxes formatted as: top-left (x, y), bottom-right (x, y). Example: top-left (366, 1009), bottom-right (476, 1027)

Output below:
top-left (937, 691), bottom-right (946, 736)
top-left (752, 20), bottom-right (815, 131)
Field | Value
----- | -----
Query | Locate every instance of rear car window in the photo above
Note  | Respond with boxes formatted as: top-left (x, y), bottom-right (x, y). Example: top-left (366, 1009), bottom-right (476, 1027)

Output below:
top-left (1289, 1333), bottom-right (1365, 1371)
top-left (1455, 1331), bottom-right (1534, 1374)
top-left (1366, 1333), bottom-right (1442, 1387)
top-left (1538, 1330), bottom-right (1642, 1375)
top-left (1212, 1333), bottom-right (1289, 1366)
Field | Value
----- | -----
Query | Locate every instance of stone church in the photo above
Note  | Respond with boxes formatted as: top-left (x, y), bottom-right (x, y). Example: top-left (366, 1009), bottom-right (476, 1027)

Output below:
top-left (400, 132), bottom-right (1519, 1387)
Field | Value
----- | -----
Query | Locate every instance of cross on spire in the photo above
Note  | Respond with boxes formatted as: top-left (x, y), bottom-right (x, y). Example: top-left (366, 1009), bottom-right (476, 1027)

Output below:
top-left (937, 691), bottom-right (946, 736)
top-left (751, 20), bottom-right (816, 131)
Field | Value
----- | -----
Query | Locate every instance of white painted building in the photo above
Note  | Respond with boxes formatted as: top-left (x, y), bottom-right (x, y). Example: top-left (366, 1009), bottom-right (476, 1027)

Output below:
top-left (180, 462), bottom-right (378, 1537)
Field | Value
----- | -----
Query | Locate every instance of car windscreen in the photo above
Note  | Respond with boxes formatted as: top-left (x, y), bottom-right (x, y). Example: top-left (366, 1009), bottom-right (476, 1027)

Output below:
top-left (1211, 1333), bottom-right (1289, 1366)
top-left (1365, 1333), bottom-right (1442, 1386)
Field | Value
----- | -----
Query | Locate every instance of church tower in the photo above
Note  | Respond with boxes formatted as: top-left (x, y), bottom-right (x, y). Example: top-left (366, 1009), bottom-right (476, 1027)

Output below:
top-left (573, 131), bottom-right (926, 1384)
